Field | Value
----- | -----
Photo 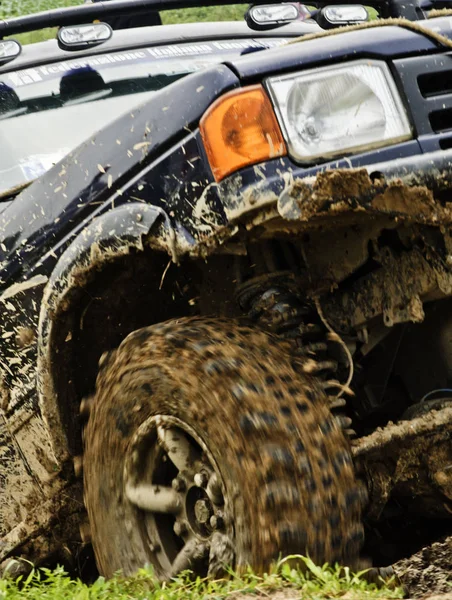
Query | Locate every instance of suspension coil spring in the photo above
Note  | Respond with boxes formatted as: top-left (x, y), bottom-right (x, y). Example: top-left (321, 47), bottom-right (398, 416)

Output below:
top-left (236, 271), bottom-right (354, 434)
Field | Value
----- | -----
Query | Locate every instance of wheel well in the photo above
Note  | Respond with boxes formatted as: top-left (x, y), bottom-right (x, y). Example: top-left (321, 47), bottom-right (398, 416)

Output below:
top-left (48, 219), bottom-right (435, 456)
top-left (49, 247), bottom-right (241, 456)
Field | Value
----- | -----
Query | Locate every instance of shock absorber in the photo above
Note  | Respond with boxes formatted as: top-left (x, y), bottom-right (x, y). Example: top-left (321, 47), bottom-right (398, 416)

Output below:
top-left (235, 269), bottom-right (354, 434)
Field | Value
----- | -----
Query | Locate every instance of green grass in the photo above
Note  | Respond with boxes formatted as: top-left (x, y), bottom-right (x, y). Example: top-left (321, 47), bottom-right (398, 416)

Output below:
top-left (0, 1), bottom-right (247, 20)
top-left (162, 5), bottom-right (247, 24)
top-left (0, 0), bottom-right (82, 19)
top-left (0, 2), bottom-right (247, 24)
top-left (0, 557), bottom-right (404, 600)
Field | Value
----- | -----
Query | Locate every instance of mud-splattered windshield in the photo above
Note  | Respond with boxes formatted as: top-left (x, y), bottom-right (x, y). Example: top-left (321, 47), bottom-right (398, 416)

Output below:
top-left (0, 38), bottom-right (287, 195)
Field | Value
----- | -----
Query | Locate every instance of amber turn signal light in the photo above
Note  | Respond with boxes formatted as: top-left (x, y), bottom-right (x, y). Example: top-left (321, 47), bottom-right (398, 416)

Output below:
top-left (200, 85), bottom-right (287, 182)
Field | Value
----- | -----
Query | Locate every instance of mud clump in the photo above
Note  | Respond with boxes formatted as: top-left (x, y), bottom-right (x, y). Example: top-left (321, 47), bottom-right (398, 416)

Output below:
top-left (394, 537), bottom-right (452, 598)
top-left (279, 167), bottom-right (452, 228)
top-left (285, 169), bottom-right (373, 219)
top-left (372, 182), bottom-right (435, 216)
top-left (314, 169), bottom-right (373, 201)
top-left (15, 327), bottom-right (35, 348)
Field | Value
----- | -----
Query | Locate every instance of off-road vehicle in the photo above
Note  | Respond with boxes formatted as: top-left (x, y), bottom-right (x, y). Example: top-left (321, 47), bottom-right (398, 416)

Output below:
top-left (2, 0), bottom-right (452, 583)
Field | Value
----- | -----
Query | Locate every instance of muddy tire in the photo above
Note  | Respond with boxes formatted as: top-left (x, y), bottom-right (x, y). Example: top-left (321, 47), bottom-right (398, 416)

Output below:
top-left (83, 317), bottom-right (364, 578)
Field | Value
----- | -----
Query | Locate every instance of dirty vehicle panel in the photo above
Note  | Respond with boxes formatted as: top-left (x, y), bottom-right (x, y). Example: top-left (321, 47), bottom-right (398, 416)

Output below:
top-left (2, 0), bottom-right (452, 582)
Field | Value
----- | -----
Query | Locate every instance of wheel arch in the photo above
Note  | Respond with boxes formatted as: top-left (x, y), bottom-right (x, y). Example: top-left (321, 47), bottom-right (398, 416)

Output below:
top-left (37, 202), bottom-right (187, 462)
top-left (38, 199), bottom-right (332, 462)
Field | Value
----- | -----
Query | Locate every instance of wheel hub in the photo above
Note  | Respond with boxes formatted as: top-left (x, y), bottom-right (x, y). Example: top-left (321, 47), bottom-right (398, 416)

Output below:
top-left (124, 415), bottom-right (233, 577)
top-left (185, 486), bottom-right (215, 537)
top-left (194, 499), bottom-right (212, 525)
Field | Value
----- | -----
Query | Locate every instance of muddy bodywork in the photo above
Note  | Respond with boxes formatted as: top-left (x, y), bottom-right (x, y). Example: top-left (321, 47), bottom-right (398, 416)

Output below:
top-left (3, 14), bottom-right (452, 569)
top-left (2, 156), bottom-right (452, 566)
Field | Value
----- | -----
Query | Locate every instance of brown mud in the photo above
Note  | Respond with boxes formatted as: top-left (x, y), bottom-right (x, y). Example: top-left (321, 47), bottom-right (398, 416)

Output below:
top-left (394, 538), bottom-right (452, 598)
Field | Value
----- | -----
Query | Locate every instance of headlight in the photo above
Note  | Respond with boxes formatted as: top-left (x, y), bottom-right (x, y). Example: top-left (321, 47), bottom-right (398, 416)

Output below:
top-left (266, 59), bottom-right (412, 162)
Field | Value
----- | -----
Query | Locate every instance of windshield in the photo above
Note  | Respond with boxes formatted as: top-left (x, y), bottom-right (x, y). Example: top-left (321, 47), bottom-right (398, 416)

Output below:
top-left (0, 38), bottom-right (287, 195)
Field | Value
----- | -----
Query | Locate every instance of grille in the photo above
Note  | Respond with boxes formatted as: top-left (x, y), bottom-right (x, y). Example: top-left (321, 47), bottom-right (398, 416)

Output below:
top-left (393, 53), bottom-right (452, 138)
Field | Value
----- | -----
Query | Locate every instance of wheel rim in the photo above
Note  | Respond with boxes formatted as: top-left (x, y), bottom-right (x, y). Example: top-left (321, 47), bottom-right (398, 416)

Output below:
top-left (123, 415), bottom-right (234, 577)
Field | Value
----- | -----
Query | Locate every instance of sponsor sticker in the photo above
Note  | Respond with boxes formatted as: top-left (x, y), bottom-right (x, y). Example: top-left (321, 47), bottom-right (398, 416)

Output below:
top-left (5, 39), bottom-right (289, 88)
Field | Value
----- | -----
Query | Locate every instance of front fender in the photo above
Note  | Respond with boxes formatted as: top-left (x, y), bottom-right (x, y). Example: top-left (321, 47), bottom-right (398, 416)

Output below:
top-left (37, 202), bottom-right (175, 462)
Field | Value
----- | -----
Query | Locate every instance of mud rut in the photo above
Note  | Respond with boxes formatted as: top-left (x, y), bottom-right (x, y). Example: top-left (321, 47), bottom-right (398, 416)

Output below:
top-left (395, 538), bottom-right (452, 598)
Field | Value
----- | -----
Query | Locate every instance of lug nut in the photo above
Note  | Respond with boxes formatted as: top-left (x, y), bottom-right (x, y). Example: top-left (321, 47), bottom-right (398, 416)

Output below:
top-left (194, 471), bottom-right (209, 488)
top-left (172, 477), bottom-right (186, 492)
top-left (209, 513), bottom-right (224, 530)
top-left (173, 521), bottom-right (188, 537)
top-left (207, 473), bottom-right (224, 505)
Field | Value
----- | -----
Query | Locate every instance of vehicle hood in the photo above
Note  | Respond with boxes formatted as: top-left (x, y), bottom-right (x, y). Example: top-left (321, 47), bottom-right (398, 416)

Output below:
top-left (225, 17), bottom-right (452, 81)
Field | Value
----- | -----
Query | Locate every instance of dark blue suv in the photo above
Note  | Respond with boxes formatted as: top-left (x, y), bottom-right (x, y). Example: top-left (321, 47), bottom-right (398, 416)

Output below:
top-left (1, 0), bottom-right (452, 588)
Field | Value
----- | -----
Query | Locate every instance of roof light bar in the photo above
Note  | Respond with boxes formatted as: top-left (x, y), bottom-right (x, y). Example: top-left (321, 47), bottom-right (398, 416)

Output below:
top-left (0, 0), bottom-right (422, 38)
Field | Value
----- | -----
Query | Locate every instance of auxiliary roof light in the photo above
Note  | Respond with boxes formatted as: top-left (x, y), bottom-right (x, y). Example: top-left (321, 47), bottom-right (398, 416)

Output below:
top-left (0, 40), bottom-right (21, 65)
top-left (58, 22), bottom-right (112, 51)
top-left (246, 3), bottom-right (301, 30)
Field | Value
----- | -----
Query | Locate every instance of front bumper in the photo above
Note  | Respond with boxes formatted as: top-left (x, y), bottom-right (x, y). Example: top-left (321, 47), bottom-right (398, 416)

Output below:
top-left (278, 148), bottom-right (452, 225)
top-left (205, 147), bottom-right (452, 236)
